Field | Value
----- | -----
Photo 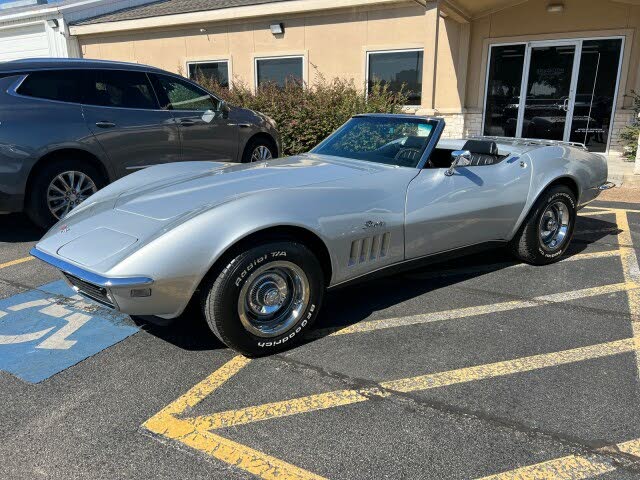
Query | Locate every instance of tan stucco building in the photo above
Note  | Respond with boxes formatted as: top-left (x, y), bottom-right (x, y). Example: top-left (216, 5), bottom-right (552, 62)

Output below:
top-left (70, 0), bottom-right (640, 156)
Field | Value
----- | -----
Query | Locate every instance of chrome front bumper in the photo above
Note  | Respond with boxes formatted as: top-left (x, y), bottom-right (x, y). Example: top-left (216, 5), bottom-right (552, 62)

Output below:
top-left (30, 247), bottom-right (154, 310)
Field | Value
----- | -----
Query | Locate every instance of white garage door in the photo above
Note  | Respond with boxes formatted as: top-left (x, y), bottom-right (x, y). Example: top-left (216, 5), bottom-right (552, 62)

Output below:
top-left (0, 23), bottom-right (49, 62)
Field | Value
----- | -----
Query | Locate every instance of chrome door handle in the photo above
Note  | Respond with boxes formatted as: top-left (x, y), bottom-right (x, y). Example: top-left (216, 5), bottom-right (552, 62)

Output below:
top-left (95, 121), bottom-right (116, 128)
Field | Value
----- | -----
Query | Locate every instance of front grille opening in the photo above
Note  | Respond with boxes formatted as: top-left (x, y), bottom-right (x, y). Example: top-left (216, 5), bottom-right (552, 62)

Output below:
top-left (63, 273), bottom-right (114, 308)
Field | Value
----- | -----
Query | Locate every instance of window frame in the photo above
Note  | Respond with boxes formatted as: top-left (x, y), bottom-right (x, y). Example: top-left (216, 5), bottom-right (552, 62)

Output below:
top-left (186, 59), bottom-right (231, 88)
top-left (13, 68), bottom-right (88, 106)
top-left (365, 48), bottom-right (425, 107)
top-left (481, 35), bottom-right (626, 154)
top-left (254, 54), bottom-right (305, 90)
top-left (82, 69), bottom-right (161, 111)
top-left (150, 72), bottom-right (222, 112)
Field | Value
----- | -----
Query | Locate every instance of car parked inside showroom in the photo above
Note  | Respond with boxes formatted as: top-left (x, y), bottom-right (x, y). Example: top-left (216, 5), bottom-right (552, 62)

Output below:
top-left (0, 58), bottom-right (280, 227)
top-left (31, 114), bottom-right (612, 356)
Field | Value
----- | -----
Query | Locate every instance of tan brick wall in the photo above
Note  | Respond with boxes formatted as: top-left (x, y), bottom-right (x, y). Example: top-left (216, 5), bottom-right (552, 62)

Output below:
top-left (609, 109), bottom-right (636, 157)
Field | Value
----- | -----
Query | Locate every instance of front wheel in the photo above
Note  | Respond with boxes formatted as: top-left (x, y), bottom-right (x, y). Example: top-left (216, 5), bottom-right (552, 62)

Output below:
top-left (509, 185), bottom-right (576, 265)
top-left (202, 241), bottom-right (324, 356)
top-left (242, 137), bottom-right (277, 163)
top-left (26, 158), bottom-right (105, 228)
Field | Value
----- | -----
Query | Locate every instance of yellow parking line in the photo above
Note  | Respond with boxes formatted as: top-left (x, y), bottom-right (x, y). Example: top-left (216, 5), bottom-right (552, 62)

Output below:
top-left (188, 337), bottom-right (640, 431)
top-left (0, 256), bottom-right (33, 270)
top-left (616, 212), bottom-right (640, 322)
top-left (314, 282), bottom-right (634, 338)
top-left (476, 437), bottom-right (640, 479)
top-left (143, 355), bottom-right (327, 480)
top-left (407, 250), bottom-right (621, 281)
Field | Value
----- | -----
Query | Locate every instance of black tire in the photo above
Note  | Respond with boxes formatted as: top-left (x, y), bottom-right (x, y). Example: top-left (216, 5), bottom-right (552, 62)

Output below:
top-left (202, 241), bottom-right (324, 356)
top-left (241, 136), bottom-right (277, 163)
top-left (509, 185), bottom-right (576, 265)
top-left (26, 157), bottom-right (106, 228)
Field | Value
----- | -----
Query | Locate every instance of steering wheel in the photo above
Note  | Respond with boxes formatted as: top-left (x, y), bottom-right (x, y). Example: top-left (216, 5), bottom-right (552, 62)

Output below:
top-left (394, 148), bottom-right (422, 166)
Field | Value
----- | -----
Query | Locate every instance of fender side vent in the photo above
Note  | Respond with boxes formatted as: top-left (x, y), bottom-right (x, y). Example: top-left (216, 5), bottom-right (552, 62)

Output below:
top-left (349, 232), bottom-right (390, 266)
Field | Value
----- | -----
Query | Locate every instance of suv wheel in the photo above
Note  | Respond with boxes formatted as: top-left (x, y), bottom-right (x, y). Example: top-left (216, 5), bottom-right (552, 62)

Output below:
top-left (242, 137), bottom-right (277, 163)
top-left (27, 158), bottom-right (105, 228)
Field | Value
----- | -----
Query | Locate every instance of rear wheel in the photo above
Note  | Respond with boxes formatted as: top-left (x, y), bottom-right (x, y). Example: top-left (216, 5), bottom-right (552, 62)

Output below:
top-left (202, 241), bottom-right (324, 356)
top-left (26, 157), bottom-right (105, 228)
top-left (509, 185), bottom-right (576, 265)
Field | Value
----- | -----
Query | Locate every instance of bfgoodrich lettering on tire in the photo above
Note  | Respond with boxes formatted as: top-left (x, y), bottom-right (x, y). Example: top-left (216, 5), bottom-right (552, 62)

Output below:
top-left (510, 185), bottom-right (576, 265)
top-left (202, 241), bottom-right (324, 356)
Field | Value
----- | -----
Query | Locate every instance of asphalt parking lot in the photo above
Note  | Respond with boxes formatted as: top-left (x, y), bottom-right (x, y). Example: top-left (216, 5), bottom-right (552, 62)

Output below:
top-left (3, 197), bottom-right (640, 479)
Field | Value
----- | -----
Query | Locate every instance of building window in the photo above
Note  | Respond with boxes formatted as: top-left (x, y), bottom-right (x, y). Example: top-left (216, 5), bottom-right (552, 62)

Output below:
top-left (187, 61), bottom-right (229, 88)
top-left (367, 49), bottom-right (423, 106)
top-left (255, 56), bottom-right (303, 89)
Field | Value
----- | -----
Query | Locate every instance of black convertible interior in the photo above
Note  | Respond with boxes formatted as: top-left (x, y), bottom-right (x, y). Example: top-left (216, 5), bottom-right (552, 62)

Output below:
top-left (426, 140), bottom-right (507, 169)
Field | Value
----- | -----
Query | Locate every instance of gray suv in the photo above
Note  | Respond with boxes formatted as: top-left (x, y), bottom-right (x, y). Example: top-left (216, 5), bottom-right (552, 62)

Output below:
top-left (0, 58), bottom-right (281, 227)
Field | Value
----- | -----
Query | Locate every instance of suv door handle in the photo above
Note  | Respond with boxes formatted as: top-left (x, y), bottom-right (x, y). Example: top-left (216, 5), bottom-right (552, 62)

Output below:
top-left (95, 121), bottom-right (116, 128)
top-left (180, 119), bottom-right (196, 126)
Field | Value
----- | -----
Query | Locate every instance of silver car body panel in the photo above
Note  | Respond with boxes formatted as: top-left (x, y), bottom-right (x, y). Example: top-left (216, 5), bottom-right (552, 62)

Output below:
top-left (32, 116), bottom-right (608, 319)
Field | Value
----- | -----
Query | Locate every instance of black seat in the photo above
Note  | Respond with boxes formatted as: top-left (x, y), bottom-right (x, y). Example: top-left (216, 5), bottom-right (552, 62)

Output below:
top-left (462, 140), bottom-right (499, 166)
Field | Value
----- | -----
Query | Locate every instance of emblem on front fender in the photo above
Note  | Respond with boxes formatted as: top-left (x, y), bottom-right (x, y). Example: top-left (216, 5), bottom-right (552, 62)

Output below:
top-left (363, 220), bottom-right (386, 230)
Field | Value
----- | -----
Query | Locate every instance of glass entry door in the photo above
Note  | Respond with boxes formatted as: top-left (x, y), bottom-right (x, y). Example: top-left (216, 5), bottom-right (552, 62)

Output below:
top-left (518, 41), bottom-right (580, 142)
top-left (484, 38), bottom-right (623, 152)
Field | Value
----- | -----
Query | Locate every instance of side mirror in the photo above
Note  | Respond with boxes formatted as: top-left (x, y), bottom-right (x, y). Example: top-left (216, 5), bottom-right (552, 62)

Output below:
top-left (445, 150), bottom-right (472, 176)
top-left (219, 100), bottom-right (231, 119)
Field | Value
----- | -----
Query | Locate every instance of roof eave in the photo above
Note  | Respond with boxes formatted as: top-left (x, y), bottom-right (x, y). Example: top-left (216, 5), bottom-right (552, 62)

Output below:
top-left (70, 0), bottom-right (416, 36)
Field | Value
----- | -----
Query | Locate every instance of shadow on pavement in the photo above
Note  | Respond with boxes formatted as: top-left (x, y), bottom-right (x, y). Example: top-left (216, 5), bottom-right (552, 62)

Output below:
top-left (0, 214), bottom-right (44, 243)
top-left (132, 215), bottom-right (619, 352)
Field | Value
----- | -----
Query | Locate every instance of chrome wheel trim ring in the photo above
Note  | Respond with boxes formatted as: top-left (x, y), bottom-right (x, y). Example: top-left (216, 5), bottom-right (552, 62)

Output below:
top-left (237, 261), bottom-right (310, 338)
top-left (250, 145), bottom-right (273, 162)
top-left (47, 170), bottom-right (98, 220)
top-left (538, 201), bottom-right (570, 251)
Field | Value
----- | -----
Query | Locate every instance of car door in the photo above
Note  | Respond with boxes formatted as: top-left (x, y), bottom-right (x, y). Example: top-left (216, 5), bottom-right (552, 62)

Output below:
top-left (150, 73), bottom-right (239, 162)
top-left (81, 69), bottom-right (182, 178)
top-left (404, 153), bottom-right (532, 259)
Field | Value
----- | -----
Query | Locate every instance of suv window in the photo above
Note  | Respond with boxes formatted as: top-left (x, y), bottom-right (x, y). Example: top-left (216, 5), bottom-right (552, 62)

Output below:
top-left (152, 74), bottom-right (219, 111)
top-left (17, 70), bottom-right (84, 103)
top-left (85, 70), bottom-right (158, 110)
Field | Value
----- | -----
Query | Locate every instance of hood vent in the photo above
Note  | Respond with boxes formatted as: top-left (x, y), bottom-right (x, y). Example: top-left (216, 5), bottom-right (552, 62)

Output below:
top-left (349, 233), bottom-right (390, 267)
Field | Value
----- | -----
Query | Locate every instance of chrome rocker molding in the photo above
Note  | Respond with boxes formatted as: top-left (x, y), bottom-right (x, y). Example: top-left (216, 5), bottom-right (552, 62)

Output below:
top-left (29, 247), bottom-right (154, 288)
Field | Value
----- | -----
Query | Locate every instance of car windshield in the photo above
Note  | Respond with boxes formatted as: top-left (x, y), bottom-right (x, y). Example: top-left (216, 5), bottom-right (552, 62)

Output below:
top-left (311, 116), bottom-right (438, 168)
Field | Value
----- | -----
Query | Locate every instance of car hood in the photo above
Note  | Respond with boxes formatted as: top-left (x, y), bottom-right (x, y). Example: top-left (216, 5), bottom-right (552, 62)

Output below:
top-left (109, 154), bottom-right (378, 221)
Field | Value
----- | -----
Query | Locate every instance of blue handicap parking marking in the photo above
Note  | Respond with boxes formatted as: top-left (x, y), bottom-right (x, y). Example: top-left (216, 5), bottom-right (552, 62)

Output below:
top-left (0, 280), bottom-right (138, 383)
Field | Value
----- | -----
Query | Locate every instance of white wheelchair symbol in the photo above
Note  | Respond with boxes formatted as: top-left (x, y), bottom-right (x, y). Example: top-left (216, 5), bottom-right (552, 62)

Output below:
top-left (0, 295), bottom-right (95, 350)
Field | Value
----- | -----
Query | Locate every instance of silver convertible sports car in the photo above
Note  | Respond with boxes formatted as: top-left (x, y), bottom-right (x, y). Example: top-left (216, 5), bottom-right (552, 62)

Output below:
top-left (32, 114), bottom-right (611, 355)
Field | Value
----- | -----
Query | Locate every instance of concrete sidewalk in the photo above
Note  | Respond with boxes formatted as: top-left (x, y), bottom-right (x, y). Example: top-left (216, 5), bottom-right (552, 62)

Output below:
top-left (608, 154), bottom-right (639, 187)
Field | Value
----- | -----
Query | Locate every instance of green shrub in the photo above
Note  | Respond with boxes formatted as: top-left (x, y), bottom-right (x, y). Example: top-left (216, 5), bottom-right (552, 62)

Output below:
top-left (620, 90), bottom-right (640, 161)
top-left (194, 74), bottom-right (409, 156)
